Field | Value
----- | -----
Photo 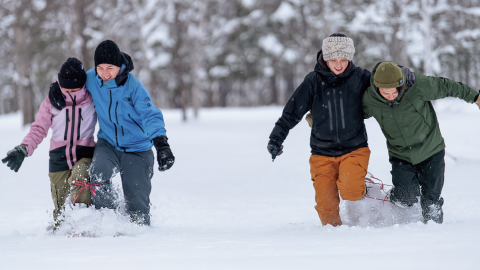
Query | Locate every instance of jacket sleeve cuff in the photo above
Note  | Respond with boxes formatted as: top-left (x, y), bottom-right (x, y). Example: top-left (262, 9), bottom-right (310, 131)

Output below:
top-left (22, 144), bottom-right (34, 157)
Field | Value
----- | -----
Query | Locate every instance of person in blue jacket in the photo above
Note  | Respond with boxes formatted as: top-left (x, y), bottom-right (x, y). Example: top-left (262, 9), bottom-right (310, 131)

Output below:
top-left (86, 40), bottom-right (174, 225)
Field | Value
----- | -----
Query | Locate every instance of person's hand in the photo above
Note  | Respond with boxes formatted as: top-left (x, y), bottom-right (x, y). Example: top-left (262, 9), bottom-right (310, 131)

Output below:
top-left (400, 66), bottom-right (415, 87)
top-left (475, 91), bottom-right (480, 110)
top-left (2, 145), bottom-right (27, 172)
top-left (152, 136), bottom-right (175, 171)
top-left (305, 112), bottom-right (313, 127)
top-left (267, 139), bottom-right (283, 161)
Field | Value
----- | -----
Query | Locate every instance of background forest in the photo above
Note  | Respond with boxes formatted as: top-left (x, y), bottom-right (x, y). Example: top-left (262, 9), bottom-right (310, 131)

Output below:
top-left (1, 0), bottom-right (480, 124)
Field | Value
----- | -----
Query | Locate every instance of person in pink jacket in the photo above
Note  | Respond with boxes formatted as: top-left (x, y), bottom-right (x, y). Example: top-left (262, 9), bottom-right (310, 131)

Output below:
top-left (2, 58), bottom-right (97, 229)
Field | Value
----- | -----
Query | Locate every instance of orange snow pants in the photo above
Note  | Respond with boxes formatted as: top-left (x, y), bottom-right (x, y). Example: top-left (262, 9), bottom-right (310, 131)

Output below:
top-left (309, 147), bottom-right (370, 226)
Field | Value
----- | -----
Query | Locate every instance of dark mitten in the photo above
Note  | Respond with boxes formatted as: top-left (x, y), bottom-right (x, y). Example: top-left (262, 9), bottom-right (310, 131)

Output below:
top-left (152, 136), bottom-right (175, 171)
top-left (2, 145), bottom-right (27, 172)
top-left (267, 139), bottom-right (284, 161)
top-left (400, 67), bottom-right (415, 87)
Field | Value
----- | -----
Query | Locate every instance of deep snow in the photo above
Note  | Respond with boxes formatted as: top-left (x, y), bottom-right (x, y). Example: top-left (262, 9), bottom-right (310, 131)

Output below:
top-left (0, 99), bottom-right (479, 269)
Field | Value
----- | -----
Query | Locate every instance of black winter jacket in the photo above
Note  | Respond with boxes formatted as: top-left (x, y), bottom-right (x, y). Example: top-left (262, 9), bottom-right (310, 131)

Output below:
top-left (269, 51), bottom-right (371, 157)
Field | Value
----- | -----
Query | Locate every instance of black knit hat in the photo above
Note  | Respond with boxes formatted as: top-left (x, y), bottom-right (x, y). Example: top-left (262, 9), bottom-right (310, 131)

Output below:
top-left (58, 57), bottom-right (86, 89)
top-left (94, 40), bottom-right (123, 67)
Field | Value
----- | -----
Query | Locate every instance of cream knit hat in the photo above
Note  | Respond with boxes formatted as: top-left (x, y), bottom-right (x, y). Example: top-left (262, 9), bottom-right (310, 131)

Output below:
top-left (322, 36), bottom-right (355, 61)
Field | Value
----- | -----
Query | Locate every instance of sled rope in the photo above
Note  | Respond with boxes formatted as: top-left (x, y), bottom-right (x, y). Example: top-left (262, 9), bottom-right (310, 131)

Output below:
top-left (364, 172), bottom-right (392, 203)
top-left (71, 180), bottom-right (106, 204)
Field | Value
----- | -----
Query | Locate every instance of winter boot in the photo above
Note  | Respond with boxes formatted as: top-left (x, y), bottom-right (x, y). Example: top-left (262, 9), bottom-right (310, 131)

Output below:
top-left (387, 187), bottom-right (418, 208)
top-left (129, 211), bottom-right (150, 226)
top-left (421, 197), bottom-right (444, 224)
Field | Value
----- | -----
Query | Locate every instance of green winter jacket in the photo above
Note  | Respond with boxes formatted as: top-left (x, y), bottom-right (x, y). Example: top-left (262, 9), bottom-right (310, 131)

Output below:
top-left (362, 62), bottom-right (478, 165)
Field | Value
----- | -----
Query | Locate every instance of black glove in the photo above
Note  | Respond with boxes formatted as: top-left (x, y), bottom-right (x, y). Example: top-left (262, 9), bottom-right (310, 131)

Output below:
top-left (152, 136), bottom-right (175, 171)
top-left (267, 139), bottom-right (284, 161)
top-left (400, 66), bottom-right (415, 87)
top-left (2, 145), bottom-right (28, 172)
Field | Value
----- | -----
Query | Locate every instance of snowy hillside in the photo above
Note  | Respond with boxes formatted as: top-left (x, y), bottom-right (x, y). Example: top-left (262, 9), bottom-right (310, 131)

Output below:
top-left (1, 99), bottom-right (479, 269)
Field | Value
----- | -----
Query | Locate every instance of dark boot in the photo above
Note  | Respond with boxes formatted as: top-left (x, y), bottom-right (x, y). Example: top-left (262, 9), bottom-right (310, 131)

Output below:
top-left (388, 187), bottom-right (418, 208)
top-left (421, 197), bottom-right (444, 224)
top-left (130, 211), bottom-right (151, 226)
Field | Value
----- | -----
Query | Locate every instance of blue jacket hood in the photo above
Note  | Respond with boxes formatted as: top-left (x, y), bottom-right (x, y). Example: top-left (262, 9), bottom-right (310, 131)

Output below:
top-left (86, 65), bottom-right (166, 152)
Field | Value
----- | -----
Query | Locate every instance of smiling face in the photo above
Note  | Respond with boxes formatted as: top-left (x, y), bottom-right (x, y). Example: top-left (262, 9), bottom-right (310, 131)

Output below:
top-left (327, 57), bottom-right (349, 75)
top-left (379, 88), bottom-right (398, 101)
top-left (96, 64), bottom-right (121, 81)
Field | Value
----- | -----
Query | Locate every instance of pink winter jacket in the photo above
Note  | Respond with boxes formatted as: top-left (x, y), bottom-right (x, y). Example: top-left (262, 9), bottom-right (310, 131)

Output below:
top-left (21, 83), bottom-right (97, 172)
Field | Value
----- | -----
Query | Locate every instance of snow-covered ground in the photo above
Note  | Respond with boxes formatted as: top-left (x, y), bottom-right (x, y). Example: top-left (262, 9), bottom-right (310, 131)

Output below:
top-left (1, 99), bottom-right (479, 269)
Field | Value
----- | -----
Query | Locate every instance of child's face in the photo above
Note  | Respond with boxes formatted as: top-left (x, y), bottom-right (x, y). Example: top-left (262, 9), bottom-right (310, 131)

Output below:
top-left (327, 57), bottom-right (349, 75)
top-left (63, 87), bottom-right (81, 93)
top-left (96, 64), bottom-right (121, 81)
top-left (379, 88), bottom-right (398, 101)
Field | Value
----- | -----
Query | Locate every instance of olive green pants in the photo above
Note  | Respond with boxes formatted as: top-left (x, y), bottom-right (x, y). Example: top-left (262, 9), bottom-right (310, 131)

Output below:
top-left (48, 158), bottom-right (92, 223)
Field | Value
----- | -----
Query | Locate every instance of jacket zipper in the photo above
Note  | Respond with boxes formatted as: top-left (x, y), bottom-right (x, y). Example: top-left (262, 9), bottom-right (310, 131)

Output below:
top-left (339, 91), bottom-right (345, 129)
top-left (69, 96), bottom-right (76, 166)
top-left (129, 114), bottom-right (145, 133)
top-left (115, 102), bottom-right (119, 124)
top-left (333, 89), bottom-right (340, 143)
top-left (327, 93), bottom-right (333, 132)
top-left (64, 109), bottom-right (69, 140)
top-left (109, 90), bottom-right (120, 147)
top-left (77, 108), bottom-right (82, 140)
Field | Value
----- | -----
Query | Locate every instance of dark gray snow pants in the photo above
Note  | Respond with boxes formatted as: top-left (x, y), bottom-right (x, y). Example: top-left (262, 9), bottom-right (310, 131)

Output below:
top-left (389, 149), bottom-right (445, 223)
top-left (89, 139), bottom-right (154, 225)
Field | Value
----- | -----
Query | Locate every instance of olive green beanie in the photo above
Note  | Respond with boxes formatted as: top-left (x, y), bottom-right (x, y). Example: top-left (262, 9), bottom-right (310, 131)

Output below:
top-left (374, 62), bottom-right (405, 88)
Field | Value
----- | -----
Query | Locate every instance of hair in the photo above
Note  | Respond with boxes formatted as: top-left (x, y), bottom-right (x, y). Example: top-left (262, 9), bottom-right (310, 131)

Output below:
top-left (329, 33), bottom-right (347, 38)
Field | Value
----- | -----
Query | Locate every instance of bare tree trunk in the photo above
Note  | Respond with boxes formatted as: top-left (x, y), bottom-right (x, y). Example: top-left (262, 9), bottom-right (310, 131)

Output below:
top-left (191, 4), bottom-right (206, 118)
top-left (150, 70), bottom-right (161, 107)
top-left (219, 78), bottom-right (230, 107)
top-left (75, 0), bottom-right (93, 69)
top-left (205, 86), bottom-right (214, 108)
top-left (270, 74), bottom-right (277, 104)
top-left (464, 50), bottom-right (470, 85)
top-left (14, 6), bottom-right (34, 125)
top-left (12, 82), bottom-right (20, 112)
top-left (390, 2), bottom-right (408, 66)
top-left (298, 3), bottom-right (311, 74)
top-left (283, 65), bottom-right (295, 103)
top-left (173, 2), bottom-right (187, 121)
top-left (322, 0), bottom-right (333, 37)
top-left (420, 0), bottom-right (433, 75)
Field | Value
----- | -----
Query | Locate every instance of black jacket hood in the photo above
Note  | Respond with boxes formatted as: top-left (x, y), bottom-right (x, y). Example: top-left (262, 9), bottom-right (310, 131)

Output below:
top-left (314, 50), bottom-right (354, 85)
top-left (48, 82), bottom-right (66, 110)
top-left (114, 52), bottom-right (134, 86)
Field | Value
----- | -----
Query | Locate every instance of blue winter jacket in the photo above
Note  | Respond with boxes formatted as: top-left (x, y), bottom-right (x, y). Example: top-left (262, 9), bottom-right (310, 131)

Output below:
top-left (86, 53), bottom-right (166, 152)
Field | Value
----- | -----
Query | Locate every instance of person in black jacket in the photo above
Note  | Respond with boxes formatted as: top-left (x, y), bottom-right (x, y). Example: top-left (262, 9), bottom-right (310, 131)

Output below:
top-left (268, 33), bottom-right (413, 226)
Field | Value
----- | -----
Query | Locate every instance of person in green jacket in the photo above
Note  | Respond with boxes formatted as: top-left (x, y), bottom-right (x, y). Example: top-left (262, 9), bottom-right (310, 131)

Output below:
top-left (362, 61), bottom-right (480, 224)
